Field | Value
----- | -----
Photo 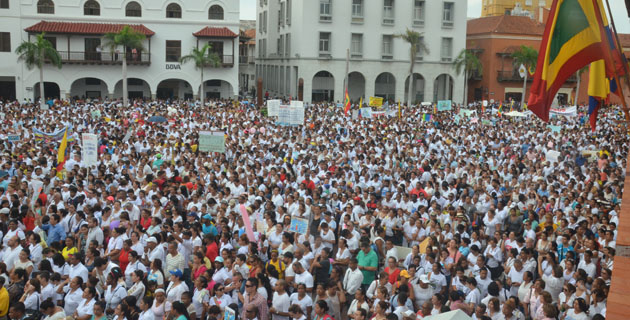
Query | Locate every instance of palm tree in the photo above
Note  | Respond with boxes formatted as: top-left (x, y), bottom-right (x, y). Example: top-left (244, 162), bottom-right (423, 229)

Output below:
top-left (511, 45), bottom-right (538, 107)
top-left (15, 33), bottom-right (62, 109)
top-left (102, 26), bottom-right (146, 107)
top-left (395, 29), bottom-right (429, 106)
top-left (180, 44), bottom-right (221, 103)
top-left (453, 49), bottom-right (483, 107)
top-left (573, 66), bottom-right (588, 106)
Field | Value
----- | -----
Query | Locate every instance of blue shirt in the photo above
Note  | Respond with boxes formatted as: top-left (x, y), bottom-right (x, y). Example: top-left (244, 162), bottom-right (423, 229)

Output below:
top-left (41, 223), bottom-right (66, 245)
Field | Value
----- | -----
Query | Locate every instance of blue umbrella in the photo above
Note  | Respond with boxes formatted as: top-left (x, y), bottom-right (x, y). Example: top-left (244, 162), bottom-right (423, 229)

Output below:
top-left (147, 116), bottom-right (167, 123)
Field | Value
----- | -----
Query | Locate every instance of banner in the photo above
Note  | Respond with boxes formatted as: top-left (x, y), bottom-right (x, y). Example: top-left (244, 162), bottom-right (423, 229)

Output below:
top-left (276, 104), bottom-right (304, 126)
top-left (33, 126), bottom-right (75, 142)
top-left (290, 217), bottom-right (309, 235)
top-left (549, 106), bottom-right (577, 116)
top-left (369, 97), bottom-right (383, 107)
top-left (360, 107), bottom-right (372, 118)
top-left (267, 99), bottom-right (280, 117)
top-left (548, 125), bottom-right (561, 133)
top-left (7, 134), bottom-right (20, 142)
top-left (352, 110), bottom-right (359, 120)
top-left (199, 131), bottom-right (225, 153)
top-left (82, 133), bottom-right (98, 167)
top-left (459, 109), bottom-right (476, 117)
top-left (437, 100), bottom-right (452, 111)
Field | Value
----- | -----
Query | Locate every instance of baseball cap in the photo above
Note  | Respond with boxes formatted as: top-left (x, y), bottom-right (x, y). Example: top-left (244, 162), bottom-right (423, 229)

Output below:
top-left (214, 256), bottom-right (224, 263)
top-left (146, 237), bottom-right (158, 244)
top-left (169, 269), bottom-right (183, 278)
top-left (400, 270), bottom-right (411, 279)
top-left (419, 274), bottom-right (430, 284)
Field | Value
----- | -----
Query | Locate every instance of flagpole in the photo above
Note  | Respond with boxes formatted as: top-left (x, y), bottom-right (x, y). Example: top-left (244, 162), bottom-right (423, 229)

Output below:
top-left (599, 0), bottom-right (630, 124)
top-left (344, 48), bottom-right (350, 101)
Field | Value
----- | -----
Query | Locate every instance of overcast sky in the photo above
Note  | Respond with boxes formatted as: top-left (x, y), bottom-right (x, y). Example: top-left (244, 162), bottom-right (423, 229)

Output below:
top-left (239, 0), bottom-right (630, 33)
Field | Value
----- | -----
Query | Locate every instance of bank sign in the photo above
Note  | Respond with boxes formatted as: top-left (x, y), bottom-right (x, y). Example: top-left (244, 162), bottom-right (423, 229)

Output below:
top-left (166, 64), bottom-right (181, 70)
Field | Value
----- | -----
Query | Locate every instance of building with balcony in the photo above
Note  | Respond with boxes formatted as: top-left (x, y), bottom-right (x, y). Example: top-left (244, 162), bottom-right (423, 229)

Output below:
top-left (466, 14), bottom-right (630, 106)
top-left (239, 28), bottom-right (256, 97)
top-left (256, 0), bottom-right (467, 104)
top-left (481, 0), bottom-right (551, 18)
top-left (0, 0), bottom-right (240, 102)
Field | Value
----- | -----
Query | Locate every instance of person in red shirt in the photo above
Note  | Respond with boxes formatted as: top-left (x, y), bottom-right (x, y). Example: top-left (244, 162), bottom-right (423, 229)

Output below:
top-left (205, 234), bottom-right (219, 262)
top-left (384, 257), bottom-right (401, 284)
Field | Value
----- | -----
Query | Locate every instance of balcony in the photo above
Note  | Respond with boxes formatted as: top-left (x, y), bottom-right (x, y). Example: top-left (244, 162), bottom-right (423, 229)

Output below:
top-left (498, 70), bottom-right (578, 82)
top-left (239, 55), bottom-right (255, 64)
top-left (54, 51), bottom-right (151, 65)
top-left (204, 55), bottom-right (234, 67)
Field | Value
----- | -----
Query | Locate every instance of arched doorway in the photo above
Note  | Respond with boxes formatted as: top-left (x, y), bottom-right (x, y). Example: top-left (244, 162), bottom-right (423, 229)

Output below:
top-left (156, 79), bottom-right (193, 100)
top-left (203, 80), bottom-right (234, 100)
top-left (114, 78), bottom-right (151, 99)
top-left (33, 82), bottom-right (60, 101)
top-left (348, 72), bottom-right (365, 101)
top-left (404, 73), bottom-right (425, 104)
top-left (311, 71), bottom-right (334, 102)
top-left (375, 72), bottom-right (396, 102)
top-left (70, 78), bottom-right (108, 99)
top-left (434, 74), bottom-right (454, 101)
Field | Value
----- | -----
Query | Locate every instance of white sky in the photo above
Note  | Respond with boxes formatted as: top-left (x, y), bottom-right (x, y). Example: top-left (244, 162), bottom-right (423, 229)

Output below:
top-left (239, 0), bottom-right (630, 33)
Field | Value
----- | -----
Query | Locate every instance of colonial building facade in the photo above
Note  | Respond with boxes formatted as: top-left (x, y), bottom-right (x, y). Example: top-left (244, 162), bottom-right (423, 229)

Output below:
top-left (0, 0), bottom-right (240, 101)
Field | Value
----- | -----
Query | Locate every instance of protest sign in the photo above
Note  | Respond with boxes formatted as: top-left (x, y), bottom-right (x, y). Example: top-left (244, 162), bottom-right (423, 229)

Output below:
top-left (199, 131), bottom-right (225, 153)
top-left (548, 125), bottom-right (561, 133)
top-left (7, 134), bottom-right (20, 142)
top-left (546, 150), bottom-right (561, 162)
top-left (82, 133), bottom-right (98, 166)
top-left (267, 100), bottom-right (280, 117)
top-left (550, 106), bottom-right (577, 116)
top-left (224, 307), bottom-right (236, 320)
top-left (437, 100), bottom-right (452, 111)
top-left (369, 97), bottom-right (383, 107)
top-left (290, 217), bottom-right (309, 235)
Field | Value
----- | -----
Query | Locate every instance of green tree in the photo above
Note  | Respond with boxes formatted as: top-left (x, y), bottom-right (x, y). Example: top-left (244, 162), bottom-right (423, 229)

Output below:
top-left (180, 44), bottom-right (221, 103)
top-left (511, 45), bottom-right (538, 106)
top-left (15, 33), bottom-right (61, 109)
top-left (453, 49), bottom-right (483, 107)
top-left (102, 26), bottom-right (146, 107)
top-left (395, 29), bottom-right (429, 106)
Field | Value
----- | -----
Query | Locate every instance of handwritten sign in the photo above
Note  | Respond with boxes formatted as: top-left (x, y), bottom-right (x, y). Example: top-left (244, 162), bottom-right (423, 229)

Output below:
top-left (267, 99), bottom-right (280, 117)
top-left (82, 133), bottom-right (98, 167)
top-left (199, 131), bottom-right (225, 153)
top-left (290, 217), bottom-right (309, 235)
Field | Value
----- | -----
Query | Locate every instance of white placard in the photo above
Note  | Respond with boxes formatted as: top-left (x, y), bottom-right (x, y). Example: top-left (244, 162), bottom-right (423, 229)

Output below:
top-left (289, 104), bottom-right (304, 125)
top-left (546, 150), bottom-right (561, 163)
top-left (82, 133), bottom-right (98, 167)
top-left (267, 99), bottom-right (280, 117)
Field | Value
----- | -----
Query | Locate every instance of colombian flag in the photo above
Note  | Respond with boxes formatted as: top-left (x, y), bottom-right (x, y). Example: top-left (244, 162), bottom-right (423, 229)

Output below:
top-left (343, 88), bottom-right (351, 116)
top-left (528, 0), bottom-right (614, 122)
top-left (56, 128), bottom-right (68, 178)
top-left (588, 60), bottom-right (618, 132)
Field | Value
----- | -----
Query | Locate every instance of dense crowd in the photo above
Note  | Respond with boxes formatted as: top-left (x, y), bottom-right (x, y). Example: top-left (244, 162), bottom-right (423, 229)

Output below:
top-left (0, 97), bottom-right (624, 320)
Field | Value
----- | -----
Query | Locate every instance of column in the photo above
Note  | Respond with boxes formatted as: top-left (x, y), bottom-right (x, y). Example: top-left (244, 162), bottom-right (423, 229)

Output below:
top-left (424, 74), bottom-right (435, 103)
top-left (365, 74), bottom-right (376, 101)
top-left (334, 71), bottom-right (345, 103)
top-left (303, 74), bottom-right (312, 104)
top-left (395, 74), bottom-right (406, 104)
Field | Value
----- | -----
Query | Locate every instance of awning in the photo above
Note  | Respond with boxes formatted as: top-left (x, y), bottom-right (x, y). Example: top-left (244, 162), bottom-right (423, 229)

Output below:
top-left (25, 21), bottom-right (155, 36)
top-left (193, 27), bottom-right (238, 38)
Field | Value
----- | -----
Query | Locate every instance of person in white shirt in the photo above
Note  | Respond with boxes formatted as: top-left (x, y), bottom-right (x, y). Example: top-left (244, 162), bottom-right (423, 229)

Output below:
top-left (68, 253), bottom-right (89, 283)
top-left (270, 280), bottom-right (291, 320)
top-left (342, 258), bottom-right (364, 298)
top-left (165, 269), bottom-right (189, 303)
top-left (292, 262), bottom-right (314, 292)
top-left (3, 236), bottom-right (22, 271)
top-left (62, 277), bottom-right (84, 315)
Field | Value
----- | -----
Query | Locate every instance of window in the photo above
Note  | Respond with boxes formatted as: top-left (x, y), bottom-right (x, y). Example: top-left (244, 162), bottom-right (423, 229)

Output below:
top-left (278, 36), bottom-right (283, 55)
top-left (43, 36), bottom-right (56, 49)
top-left (383, 0), bottom-right (394, 25)
top-left (279, 2), bottom-right (285, 26)
top-left (320, 0), bottom-right (331, 22)
top-left (262, 39), bottom-right (267, 57)
top-left (352, 0), bottom-right (362, 17)
top-left (286, 0), bottom-right (291, 25)
top-left (258, 40), bottom-right (262, 58)
top-left (416, 36), bottom-right (424, 60)
top-left (1, 0), bottom-right (8, 9)
top-left (37, 0), bottom-right (54, 13)
top-left (208, 5), bottom-right (223, 20)
top-left (285, 34), bottom-right (290, 57)
top-left (351, 33), bottom-right (362, 57)
top-left (166, 3), bottom-right (181, 18)
top-left (443, 2), bottom-right (454, 27)
top-left (0, 32), bottom-right (9, 52)
top-left (263, 11), bottom-right (267, 32)
top-left (413, 0), bottom-right (424, 25)
top-left (259, 13), bottom-right (263, 30)
top-left (125, 1), bottom-right (141, 17)
top-left (319, 32), bottom-right (331, 54)
top-left (382, 35), bottom-right (393, 58)
top-left (84, 0), bottom-right (100, 16)
top-left (441, 37), bottom-right (453, 62)
top-left (165, 40), bottom-right (181, 62)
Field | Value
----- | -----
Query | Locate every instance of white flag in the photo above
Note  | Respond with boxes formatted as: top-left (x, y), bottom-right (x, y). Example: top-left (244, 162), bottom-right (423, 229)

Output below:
top-left (519, 64), bottom-right (527, 78)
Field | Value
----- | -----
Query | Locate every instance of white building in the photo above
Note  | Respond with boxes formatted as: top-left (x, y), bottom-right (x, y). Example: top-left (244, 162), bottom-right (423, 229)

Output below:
top-left (256, 0), bottom-right (467, 104)
top-left (0, 0), bottom-right (240, 102)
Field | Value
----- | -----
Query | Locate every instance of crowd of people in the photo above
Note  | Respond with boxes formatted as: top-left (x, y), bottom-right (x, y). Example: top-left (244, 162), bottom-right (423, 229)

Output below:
top-left (0, 97), bottom-right (624, 320)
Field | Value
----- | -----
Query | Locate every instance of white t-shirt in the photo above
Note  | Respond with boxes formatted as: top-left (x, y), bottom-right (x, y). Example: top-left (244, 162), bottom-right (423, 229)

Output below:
top-left (272, 292), bottom-right (291, 320)
top-left (289, 293), bottom-right (313, 315)
top-left (294, 271), bottom-right (314, 289)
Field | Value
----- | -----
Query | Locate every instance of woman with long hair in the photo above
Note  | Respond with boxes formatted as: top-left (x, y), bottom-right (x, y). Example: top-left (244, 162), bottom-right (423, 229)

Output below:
top-left (91, 300), bottom-right (108, 320)
top-left (128, 270), bottom-right (146, 306)
top-left (61, 276), bottom-right (84, 315)
top-left (138, 297), bottom-right (154, 320)
top-left (371, 301), bottom-right (389, 320)
top-left (19, 278), bottom-right (41, 310)
top-left (147, 259), bottom-right (165, 289)
top-left (564, 298), bottom-right (589, 320)
top-left (191, 252), bottom-right (208, 281)
top-left (313, 300), bottom-right (333, 320)
top-left (289, 283), bottom-right (313, 317)
top-left (170, 301), bottom-right (190, 320)
top-left (73, 286), bottom-right (98, 320)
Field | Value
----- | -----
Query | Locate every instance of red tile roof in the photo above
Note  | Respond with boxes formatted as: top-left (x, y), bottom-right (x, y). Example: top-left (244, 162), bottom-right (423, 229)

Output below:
top-left (193, 27), bottom-right (238, 38)
top-left (25, 21), bottom-right (155, 36)
top-left (467, 15), bottom-right (545, 36)
top-left (618, 33), bottom-right (630, 48)
top-left (241, 29), bottom-right (256, 45)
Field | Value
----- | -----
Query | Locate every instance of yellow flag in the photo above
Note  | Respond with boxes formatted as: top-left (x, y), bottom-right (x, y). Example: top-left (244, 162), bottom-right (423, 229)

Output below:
top-left (56, 129), bottom-right (68, 179)
top-left (358, 97), bottom-right (363, 109)
top-left (398, 101), bottom-right (401, 119)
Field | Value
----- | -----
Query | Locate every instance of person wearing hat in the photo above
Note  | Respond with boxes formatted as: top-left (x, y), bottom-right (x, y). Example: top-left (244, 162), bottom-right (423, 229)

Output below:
top-left (165, 269), bottom-right (188, 303)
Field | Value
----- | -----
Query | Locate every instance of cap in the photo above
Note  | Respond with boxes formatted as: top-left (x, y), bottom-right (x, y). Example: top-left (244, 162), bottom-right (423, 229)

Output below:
top-left (400, 270), bottom-right (411, 278)
top-left (169, 269), bottom-right (183, 278)
top-left (214, 256), bottom-right (224, 263)
top-left (202, 214), bottom-right (212, 220)
top-left (106, 196), bottom-right (114, 201)
top-left (146, 237), bottom-right (158, 244)
top-left (156, 154), bottom-right (162, 159)
top-left (419, 274), bottom-right (430, 284)
top-left (0, 208), bottom-right (9, 215)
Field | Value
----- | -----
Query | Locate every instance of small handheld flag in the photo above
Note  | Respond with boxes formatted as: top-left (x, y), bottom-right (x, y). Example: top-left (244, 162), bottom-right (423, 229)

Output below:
top-left (343, 88), bottom-right (351, 116)
top-left (498, 102), bottom-right (503, 117)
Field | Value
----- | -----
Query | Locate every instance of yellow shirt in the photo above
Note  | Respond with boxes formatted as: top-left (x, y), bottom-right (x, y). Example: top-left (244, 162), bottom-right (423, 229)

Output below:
top-left (266, 259), bottom-right (286, 279)
top-left (62, 247), bottom-right (78, 260)
top-left (0, 287), bottom-right (8, 316)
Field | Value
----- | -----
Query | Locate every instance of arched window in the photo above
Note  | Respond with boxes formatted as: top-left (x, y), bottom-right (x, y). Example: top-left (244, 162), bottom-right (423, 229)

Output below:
top-left (125, 1), bottom-right (141, 17)
top-left (84, 0), bottom-right (100, 16)
top-left (37, 0), bottom-right (54, 14)
top-left (208, 5), bottom-right (224, 20)
top-left (166, 3), bottom-right (182, 18)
